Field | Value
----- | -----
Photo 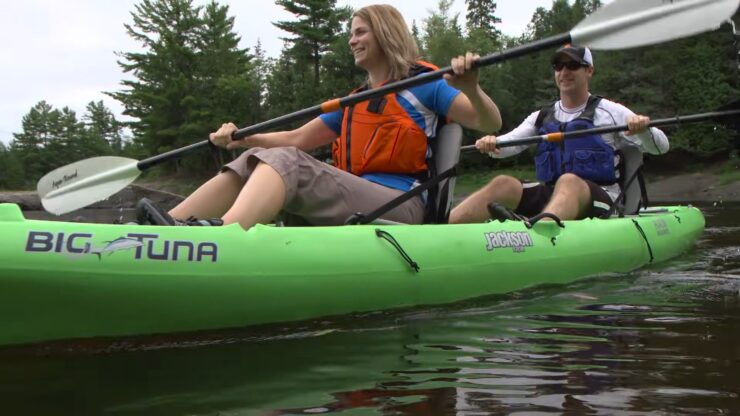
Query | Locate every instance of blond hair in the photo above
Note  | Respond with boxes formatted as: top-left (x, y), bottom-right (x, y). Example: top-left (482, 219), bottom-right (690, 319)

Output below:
top-left (353, 5), bottom-right (419, 80)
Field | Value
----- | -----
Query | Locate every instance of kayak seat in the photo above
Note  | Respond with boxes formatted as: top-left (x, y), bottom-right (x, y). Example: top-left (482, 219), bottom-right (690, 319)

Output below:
top-left (425, 122), bottom-right (463, 223)
top-left (611, 142), bottom-right (649, 217)
top-left (338, 122), bottom-right (463, 226)
top-left (359, 122), bottom-right (463, 226)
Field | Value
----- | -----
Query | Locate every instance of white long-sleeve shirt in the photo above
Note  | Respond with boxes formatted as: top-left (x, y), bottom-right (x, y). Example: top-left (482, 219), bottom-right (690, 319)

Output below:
top-left (491, 96), bottom-right (669, 200)
top-left (493, 97), bottom-right (669, 158)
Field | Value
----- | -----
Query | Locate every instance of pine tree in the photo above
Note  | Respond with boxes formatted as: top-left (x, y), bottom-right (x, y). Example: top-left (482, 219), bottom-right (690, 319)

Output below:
top-left (11, 101), bottom-right (57, 181)
top-left (319, 7), bottom-right (363, 100)
top-left (0, 142), bottom-right (25, 190)
top-left (83, 101), bottom-right (123, 153)
top-left (422, 0), bottom-right (466, 67)
top-left (195, 2), bottom-right (258, 127)
top-left (465, 0), bottom-right (502, 43)
top-left (273, 0), bottom-right (348, 87)
top-left (110, 0), bottom-right (202, 160)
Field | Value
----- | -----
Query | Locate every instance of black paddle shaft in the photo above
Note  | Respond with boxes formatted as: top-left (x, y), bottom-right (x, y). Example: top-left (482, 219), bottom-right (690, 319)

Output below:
top-left (461, 108), bottom-right (740, 152)
top-left (136, 33), bottom-right (572, 171)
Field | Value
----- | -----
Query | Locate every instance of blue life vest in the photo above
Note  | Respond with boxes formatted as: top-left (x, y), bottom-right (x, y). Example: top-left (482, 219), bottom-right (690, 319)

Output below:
top-left (533, 96), bottom-right (617, 185)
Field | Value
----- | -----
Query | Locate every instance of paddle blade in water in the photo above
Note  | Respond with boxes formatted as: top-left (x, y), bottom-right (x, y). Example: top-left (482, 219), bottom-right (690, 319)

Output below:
top-left (38, 156), bottom-right (141, 215)
top-left (572, 0), bottom-right (740, 50)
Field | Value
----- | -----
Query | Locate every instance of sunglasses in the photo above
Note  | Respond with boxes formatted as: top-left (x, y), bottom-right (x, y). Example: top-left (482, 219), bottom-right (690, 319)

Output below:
top-left (552, 61), bottom-right (588, 71)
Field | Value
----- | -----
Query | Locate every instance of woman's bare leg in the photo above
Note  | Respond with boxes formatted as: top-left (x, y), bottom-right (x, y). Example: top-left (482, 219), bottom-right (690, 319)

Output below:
top-left (222, 162), bottom-right (286, 230)
top-left (169, 171), bottom-right (243, 220)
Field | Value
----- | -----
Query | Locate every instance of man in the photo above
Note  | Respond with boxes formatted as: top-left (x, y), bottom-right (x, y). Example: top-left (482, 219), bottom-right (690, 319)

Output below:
top-left (449, 45), bottom-right (669, 224)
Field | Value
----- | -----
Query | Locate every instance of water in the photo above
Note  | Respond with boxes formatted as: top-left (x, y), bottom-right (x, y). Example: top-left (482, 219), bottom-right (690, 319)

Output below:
top-left (3, 202), bottom-right (739, 415)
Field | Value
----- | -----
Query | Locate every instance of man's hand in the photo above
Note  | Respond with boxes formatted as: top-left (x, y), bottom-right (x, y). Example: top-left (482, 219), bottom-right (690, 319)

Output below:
top-left (626, 115), bottom-right (650, 135)
top-left (475, 135), bottom-right (500, 155)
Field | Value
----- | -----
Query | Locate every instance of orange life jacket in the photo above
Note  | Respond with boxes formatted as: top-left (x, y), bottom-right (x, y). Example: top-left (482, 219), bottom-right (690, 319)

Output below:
top-left (332, 61), bottom-right (438, 176)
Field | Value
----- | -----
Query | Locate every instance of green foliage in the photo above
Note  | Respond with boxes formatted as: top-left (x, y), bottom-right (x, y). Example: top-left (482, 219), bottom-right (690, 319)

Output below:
top-left (0, 142), bottom-right (25, 190)
top-left (320, 18), bottom-right (365, 99)
top-left (273, 0), bottom-right (347, 87)
top-left (263, 1), bottom-right (351, 123)
top-left (465, 0), bottom-right (501, 42)
top-left (421, 0), bottom-right (465, 66)
top-left (7, 100), bottom-right (123, 187)
top-left (454, 165), bottom-right (536, 197)
top-left (84, 101), bottom-right (123, 152)
top-left (4, 1), bottom-right (738, 189)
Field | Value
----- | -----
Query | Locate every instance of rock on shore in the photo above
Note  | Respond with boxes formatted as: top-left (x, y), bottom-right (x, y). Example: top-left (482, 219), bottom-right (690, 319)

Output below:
top-left (0, 184), bottom-right (184, 212)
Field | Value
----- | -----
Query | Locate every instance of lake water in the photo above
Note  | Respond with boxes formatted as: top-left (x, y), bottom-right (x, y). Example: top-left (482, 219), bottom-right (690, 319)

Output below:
top-left (2, 202), bottom-right (739, 415)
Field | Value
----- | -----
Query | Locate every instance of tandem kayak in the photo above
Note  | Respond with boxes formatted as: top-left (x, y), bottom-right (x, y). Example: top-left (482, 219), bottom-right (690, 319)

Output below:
top-left (0, 202), bottom-right (704, 347)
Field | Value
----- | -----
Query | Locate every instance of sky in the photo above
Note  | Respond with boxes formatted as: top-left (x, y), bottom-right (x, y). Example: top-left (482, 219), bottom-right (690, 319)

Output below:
top-left (0, 0), bottom-right (554, 145)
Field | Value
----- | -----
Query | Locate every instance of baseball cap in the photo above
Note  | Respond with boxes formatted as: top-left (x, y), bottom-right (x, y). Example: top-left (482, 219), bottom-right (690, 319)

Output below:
top-left (551, 45), bottom-right (594, 67)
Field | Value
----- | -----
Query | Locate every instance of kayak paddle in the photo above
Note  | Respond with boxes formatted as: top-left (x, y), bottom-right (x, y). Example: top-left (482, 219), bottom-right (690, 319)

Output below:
top-left (38, 0), bottom-right (740, 215)
top-left (461, 107), bottom-right (740, 152)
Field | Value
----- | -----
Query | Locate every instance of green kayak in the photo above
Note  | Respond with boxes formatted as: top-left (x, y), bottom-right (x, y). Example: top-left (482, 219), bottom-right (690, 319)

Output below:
top-left (0, 202), bottom-right (704, 347)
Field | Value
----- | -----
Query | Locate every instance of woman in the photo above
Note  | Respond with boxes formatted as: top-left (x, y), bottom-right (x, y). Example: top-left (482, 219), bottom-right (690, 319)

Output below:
top-left (149, 4), bottom-right (501, 230)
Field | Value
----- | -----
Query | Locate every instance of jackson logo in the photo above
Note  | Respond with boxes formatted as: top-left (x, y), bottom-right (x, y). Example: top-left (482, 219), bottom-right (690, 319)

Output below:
top-left (51, 170), bottom-right (79, 189)
top-left (484, 231), bottom-right (534, 253)
top-left (25, 231), bottom-right (218, 262)
top-left (653, 218), bottom-right (670, 236)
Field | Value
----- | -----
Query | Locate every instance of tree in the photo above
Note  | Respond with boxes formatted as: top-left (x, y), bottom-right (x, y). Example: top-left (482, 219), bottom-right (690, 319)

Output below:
top-left (319, 7), bottom-right (364, 100)
top-left (194, 1), bottom-right (259, 127)
top-left (111, 0), bottom-right (258, 175)
top-left (110, 0), bottom-right (203, 162)
top-left (45, 106), bottom-right (86, 169)
top-left (273, 0), bottom-right (347, 87)
top-left (465, 0), bottom-right (502, 43)
top-left (83, 101), bottom-right (123, 153)
top-left (421, 0), bottom-right (466, 67)
top-left (0, 142), bottom-right (25, 190)
top-left (11, 101), bottom-right (58, 181)
top-left (250, 39), bottom-right (271, 123)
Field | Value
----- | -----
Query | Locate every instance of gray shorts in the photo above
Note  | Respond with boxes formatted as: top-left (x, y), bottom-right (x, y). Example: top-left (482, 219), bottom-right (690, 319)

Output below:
top-left (222, 147), bottom-right (425, 225)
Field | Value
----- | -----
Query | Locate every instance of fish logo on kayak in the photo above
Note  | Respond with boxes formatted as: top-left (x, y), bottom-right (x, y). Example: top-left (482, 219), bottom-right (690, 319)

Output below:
top-left (24, 231), bottom-right (218, 262)
top-left (484, 231), bottom-right (534, 253)
top-left (85, 237), bottom-right (145, 260)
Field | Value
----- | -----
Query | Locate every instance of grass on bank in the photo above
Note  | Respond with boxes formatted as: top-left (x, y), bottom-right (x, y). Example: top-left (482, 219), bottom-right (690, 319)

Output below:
top-left (718, 159), bottom-right (740, 185)
top-left (454, 168), bottom-right (536, 197)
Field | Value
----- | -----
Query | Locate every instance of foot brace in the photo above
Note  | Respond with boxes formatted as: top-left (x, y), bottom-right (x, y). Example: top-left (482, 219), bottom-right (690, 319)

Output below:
top-left (135, 198), bottom-right (223, 226)
top-left (486, 202), bottom-right (564, 228)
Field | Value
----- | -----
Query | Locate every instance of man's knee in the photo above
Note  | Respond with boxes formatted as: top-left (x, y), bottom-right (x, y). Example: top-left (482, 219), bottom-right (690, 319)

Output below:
top-left (485, 175), bottom-right (521, 194)
top-left (555, 173), bottom-right (585, 187)
top-left (554, 173), bottom-right (590, 196)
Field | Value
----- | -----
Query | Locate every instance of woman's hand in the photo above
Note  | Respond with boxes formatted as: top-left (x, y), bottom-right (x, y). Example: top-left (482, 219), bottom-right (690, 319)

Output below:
top-left (443, 52), bottom-right (480, 94)
top-left (209, 122), bottom-right (249, 150)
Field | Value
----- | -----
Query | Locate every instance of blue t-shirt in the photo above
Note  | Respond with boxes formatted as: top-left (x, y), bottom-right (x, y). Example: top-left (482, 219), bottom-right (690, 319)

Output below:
top-left (320, 78), bottom-right (460, 192)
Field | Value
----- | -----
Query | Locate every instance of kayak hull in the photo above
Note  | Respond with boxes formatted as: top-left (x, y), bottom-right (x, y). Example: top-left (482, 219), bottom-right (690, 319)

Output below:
top-left (0, 203), bottom-right (705, 347)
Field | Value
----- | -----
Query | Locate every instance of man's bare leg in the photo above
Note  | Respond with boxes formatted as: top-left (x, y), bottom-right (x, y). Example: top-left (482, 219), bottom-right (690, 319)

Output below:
top-left (449, 175), bottom-right (523, 224)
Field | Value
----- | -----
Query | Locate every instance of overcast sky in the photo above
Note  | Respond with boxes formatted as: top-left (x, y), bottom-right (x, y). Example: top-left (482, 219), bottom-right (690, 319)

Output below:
top-left (0, 0), bottom-right (554, 145)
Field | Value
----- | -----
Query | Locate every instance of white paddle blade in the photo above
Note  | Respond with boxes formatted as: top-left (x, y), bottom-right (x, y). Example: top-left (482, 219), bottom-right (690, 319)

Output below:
top-left (37, 156), bottom-right (141, 215)
top-left (572, 0), bottom-right (740, 50)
